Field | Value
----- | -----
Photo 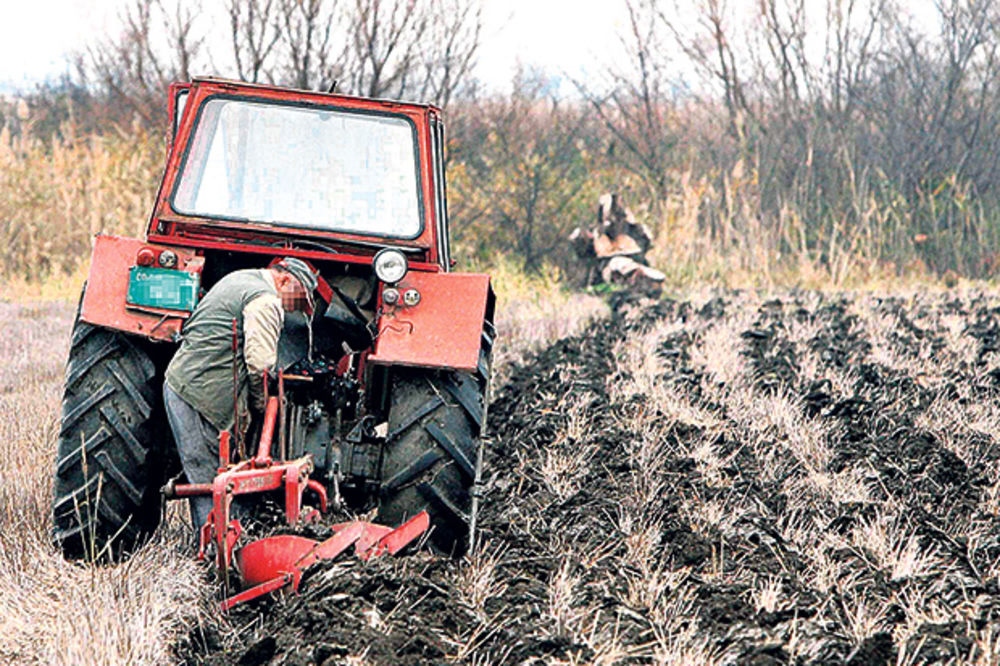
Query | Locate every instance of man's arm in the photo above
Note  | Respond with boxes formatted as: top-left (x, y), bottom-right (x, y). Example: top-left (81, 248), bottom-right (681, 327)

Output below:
top-left (243, 294), bottom-right (284, 410)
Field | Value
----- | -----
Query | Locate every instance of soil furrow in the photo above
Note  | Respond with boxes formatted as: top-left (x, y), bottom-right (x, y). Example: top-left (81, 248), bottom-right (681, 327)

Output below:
top-left (182, 290), bottom-right (1000, 665)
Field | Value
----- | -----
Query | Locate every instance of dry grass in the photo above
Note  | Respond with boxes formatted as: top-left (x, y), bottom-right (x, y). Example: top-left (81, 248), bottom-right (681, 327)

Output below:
top-left (486, 259), bottom-right (608, 385)
top-left (0, 300), bottom-right (212, 665)
top-left (9, 242), bottom-right (1000, 663)
top-left (0, 273), bottom-right (605, 663)
top-left (3, 93), bottom-right (997, 297)
top-left (0, 125), bottom-right (160, 282)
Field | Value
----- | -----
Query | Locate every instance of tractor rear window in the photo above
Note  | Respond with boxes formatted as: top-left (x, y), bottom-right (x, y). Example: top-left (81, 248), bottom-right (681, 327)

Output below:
top-left (171, 98), bottom-right (422, 238)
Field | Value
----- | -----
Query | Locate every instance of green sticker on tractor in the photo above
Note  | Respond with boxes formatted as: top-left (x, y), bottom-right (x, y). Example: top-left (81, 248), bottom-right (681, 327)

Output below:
top-left (126, 266), bottom-right (200, 312)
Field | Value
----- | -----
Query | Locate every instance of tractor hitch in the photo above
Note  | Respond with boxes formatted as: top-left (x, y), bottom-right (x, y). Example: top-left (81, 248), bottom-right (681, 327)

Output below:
top-left (164, 394), bottom-right (429, 611)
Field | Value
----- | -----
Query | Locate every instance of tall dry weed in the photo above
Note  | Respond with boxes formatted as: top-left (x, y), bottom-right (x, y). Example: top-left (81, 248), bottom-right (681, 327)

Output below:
top-left (0, 124), bottom-right (160, 281)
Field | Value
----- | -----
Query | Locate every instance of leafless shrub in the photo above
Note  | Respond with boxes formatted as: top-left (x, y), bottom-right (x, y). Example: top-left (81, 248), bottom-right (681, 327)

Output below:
top-left (272, 0), bottom-right (341, 92)
top-left (79, 0), bottom-right (205, 127)
top-left (448, 71), bottom-right (600, 274)
top-left (75, 0), bottom-right (481, 121)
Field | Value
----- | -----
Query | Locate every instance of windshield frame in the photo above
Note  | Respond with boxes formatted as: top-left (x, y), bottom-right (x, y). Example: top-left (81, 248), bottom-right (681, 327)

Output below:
top-left (167, 93), bottom-right (426, 241)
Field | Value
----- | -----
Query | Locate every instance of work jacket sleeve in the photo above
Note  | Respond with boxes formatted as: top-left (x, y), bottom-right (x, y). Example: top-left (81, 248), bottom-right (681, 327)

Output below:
top-left (243, 293), bottom-right (284, 410)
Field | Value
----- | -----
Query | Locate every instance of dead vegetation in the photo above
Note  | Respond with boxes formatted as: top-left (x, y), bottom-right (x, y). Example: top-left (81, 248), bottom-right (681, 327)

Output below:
top-left (0, 301), bottom-right (211, 665)
top-left (0, 125), bottom-right (161, 281)
top-left (0, 282), bottom-right (602, 665)
top-left (7, 286), bottom-right (1000, 663)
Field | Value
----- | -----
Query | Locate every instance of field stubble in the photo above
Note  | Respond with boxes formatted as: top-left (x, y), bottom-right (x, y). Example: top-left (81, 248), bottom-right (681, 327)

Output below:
top-left (200, 287), bottom-right (1000, 665)
top-left (0, 287), bottom-right (605, 664)
top-left (0, 301), bottom-right (208, 664)
top-left (6, 286), bottom-right (1000, 663)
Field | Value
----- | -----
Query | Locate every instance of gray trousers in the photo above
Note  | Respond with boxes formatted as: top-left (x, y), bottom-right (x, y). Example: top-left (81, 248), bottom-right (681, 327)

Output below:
top-left (163, 384), bottom-right (235, 529)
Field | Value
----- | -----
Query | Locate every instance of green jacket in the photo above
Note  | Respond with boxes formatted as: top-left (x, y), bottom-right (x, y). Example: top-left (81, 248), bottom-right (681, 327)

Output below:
top-left (165, 269), bottom-right (276, 431)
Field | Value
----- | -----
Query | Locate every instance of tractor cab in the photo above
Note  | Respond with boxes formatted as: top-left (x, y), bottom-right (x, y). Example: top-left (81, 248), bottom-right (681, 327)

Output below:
top-left (79, 78), bottom-right (489, 368)
top-left (157, 78), bottom-right (451, 269)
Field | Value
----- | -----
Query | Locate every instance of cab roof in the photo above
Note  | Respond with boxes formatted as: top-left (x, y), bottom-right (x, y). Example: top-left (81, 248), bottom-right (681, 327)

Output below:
top-left (188, 77), bottom-right (440, 114)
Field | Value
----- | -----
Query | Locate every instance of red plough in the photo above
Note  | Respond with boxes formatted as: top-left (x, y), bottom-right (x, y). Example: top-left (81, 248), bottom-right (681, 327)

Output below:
top-left (225, 512), bottom-right (429, 611)
top-left (166, 394), bottom-right (429, 611)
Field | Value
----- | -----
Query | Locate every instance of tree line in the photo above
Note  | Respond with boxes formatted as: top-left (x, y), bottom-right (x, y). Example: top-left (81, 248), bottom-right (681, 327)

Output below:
top-left (4, 0), bottom-right (1000, 284)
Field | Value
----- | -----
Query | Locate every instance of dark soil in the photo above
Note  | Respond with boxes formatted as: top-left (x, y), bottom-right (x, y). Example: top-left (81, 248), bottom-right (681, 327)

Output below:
top-left (178, 290), bottom-right (1000, 664)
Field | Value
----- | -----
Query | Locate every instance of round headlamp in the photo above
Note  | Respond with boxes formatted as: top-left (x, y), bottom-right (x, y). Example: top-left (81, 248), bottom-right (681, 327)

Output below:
top-left (373, 248), bottom-right (408, 284)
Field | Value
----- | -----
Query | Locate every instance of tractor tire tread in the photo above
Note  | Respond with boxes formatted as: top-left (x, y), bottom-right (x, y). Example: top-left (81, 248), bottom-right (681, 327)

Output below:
top-left (52, 315), bottom-right (163, 561)
top-left (442, 374), bottom-right (484, 432)
top-left (379, 347), bottom-right (491, 556)
top-left (382, 449), bottom-right (444, 492)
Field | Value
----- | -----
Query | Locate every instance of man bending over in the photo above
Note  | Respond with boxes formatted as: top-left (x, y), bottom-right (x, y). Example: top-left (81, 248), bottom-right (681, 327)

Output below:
top-left (163, 258), bottom-right (318, 528)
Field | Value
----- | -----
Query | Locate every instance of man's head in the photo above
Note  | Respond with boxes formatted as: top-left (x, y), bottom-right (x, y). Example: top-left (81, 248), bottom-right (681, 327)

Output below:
top-left (271, 258), bottom-right (318, 314)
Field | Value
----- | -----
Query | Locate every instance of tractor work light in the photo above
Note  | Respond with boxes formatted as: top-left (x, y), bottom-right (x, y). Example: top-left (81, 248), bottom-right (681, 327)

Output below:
top-left (373, 248), bottom-right (407, 284)
top-left (402, 289), bottom-right (421, 306)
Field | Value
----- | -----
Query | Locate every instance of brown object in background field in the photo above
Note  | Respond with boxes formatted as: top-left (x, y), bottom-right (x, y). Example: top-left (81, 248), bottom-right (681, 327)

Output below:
top-left (569, 192), bottom-right (664, 292)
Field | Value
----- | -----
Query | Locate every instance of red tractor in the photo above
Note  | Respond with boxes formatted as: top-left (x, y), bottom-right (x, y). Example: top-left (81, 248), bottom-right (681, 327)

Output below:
top-left (51, 79), bottom-right (494, 599)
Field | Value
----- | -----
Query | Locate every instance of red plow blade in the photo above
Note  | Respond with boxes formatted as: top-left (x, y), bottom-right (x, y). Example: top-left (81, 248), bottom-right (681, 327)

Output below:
top-left (222, 511), bottom-right (430, 611)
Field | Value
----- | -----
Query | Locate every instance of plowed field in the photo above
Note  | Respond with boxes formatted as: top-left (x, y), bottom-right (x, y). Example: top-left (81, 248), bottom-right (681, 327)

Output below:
top-left (185, 290), bottom-right (1000, 665)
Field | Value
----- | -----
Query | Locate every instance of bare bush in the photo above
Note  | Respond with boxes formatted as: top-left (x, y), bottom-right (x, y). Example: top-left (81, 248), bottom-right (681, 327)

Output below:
top-left (449, 72), bottom-right (600, 273)
top-left (79, 0), bottom-right (206, 127)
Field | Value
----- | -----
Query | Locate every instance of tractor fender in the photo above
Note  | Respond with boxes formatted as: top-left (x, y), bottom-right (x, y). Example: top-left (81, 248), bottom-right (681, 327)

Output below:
top-left (368, 272), bottom-right (494, 372)
top-left (81, 234), bottom-right (203, 342)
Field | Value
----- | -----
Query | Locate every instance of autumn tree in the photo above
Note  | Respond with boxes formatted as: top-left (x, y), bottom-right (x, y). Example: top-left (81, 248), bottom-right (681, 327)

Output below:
top-left (449, 73), bottom-right (599, 272)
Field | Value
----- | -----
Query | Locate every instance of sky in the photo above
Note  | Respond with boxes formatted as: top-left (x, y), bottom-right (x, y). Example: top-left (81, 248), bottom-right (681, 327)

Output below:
top-left (0, 0), bottom-right (628, 94)
top-left (0, 0), bottom-right (941, 97)
top-left (0, 0), bottom-right (106, 89)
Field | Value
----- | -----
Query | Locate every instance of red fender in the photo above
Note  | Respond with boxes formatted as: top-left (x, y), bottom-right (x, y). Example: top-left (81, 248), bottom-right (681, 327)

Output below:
top-left (368, 271), bottom-right (494, 372)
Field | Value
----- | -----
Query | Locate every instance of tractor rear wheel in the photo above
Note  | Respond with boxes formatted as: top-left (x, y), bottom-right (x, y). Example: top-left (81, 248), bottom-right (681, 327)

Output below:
top-left (378, 363), bottom-right (488, 556)
top-left (51, 316), bottom-right (163, 560)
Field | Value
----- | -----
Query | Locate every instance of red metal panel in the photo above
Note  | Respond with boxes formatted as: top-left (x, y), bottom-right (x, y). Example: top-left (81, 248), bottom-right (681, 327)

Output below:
top-left (81, 234), bottom-right (201, 342)
top-left (368, 272), bottom-right (492, 372)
